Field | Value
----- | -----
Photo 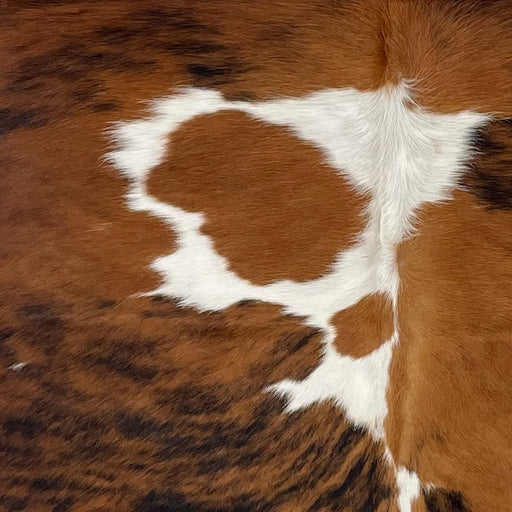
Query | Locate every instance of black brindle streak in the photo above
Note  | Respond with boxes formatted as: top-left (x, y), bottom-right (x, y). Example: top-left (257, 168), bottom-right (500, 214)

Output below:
top-left (466, 120), bottom-right (512, 210)
top-left (4, 5), bottom-right (251, 131)
top-left (0, 108), bottom-right (48, 137)
top-left (424, 489), bottom-right (473, 512)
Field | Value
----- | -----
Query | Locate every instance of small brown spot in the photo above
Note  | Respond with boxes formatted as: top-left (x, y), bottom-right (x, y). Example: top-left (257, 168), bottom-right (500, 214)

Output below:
top-left (332, 293), bottom-right (394, 358)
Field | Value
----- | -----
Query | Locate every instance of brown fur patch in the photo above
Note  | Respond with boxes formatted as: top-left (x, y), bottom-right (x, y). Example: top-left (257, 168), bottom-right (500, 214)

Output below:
top-left (424, 488), bottom-right (473, 512)
top-left (384, 1), bottom-right (512, 114)
top-left (0, 3), bottom-right (395, 510)
top-left (0, 112), bottom-right (172, 303)
top-left (0, 0), bottom-right (386, 131)
top-left (332, 294), bottom-right (394, 358)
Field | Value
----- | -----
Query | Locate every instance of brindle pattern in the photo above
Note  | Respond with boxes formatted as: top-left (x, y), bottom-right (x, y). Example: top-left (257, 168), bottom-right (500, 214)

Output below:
top-left (0, 295), bottom-right (395, 511)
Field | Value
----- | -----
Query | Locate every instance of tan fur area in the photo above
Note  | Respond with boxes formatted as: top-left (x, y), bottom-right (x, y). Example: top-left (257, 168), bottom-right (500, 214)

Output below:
top-left (384, 0), bottom-right (512, 114)
top-left (388, 190), bottom-right (512, 512)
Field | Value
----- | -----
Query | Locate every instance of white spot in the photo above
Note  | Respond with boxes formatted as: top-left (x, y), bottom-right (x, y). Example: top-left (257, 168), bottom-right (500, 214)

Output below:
top-left (396, 466), bottom-right (421, 512)
top-left (107, 84), bottom-right (487, 511)
top-left (268, 331), bottom-right (394, 438)
top-left (8, 362), bottom-right (27, 372)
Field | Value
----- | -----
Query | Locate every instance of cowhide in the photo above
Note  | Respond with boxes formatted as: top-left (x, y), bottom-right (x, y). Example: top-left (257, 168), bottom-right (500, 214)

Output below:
top-left (1, 1), bottom-right (511, 512)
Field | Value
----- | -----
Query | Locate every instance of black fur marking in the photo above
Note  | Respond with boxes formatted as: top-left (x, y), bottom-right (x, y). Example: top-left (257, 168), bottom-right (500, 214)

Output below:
top-left (94, 354), bottom-right (158, 381)
top-left (466, 167), bottom-right (512, 210)
top-left (127, 463), bottom-right (147, 471)
top-left (10, 42), bottom-right (149, 90)
top-left (0, 328), bottom-right (15, 341)
top-left (465, 120), bottom-right (512, 210)
top-left (133, 491), bottom-right (197, 512)
top-left (0, 108), bottom-right (48, 136)
top-left (149, 295), bottom-right (170, 304)
top-left (198, 457), bottom-right (230, 474)
top-left (4, 418), bottom-right (42, 438)
top-left (308, 451), bottom-right (390, 512)
top-left (137, 8), bottom-right (218, 35)
top-left (186, 58), bottom-right (254, 86)
top-left (91, 101), bottom-right (120, 113)
top-left (424, 489), bottom-right (473, 512)
top-left (302, 426), bottom-right (365, 485)
top-left (6, 40), bottom-right (149, 120)
top-left (159, 385), bottom-right (229, 416)
top-left (116, 412), bottom-right (164, 440)
top-left (95, 8), bottom-right (219, 53)
top-left (187, 63), bottom-right (232, 78)
top-left (0, 495), bottom-right (29, 511)
top-left (133, 491), bottom-right (272, 512)
top-left (16, 303), bottom-right (65, 355)
top-left (51, 497), bottom-right (75, 512)
top-left (354, 459), bottom-right (391, 512)
top-left (12, 0), bottom-right (84, 7)
top-left (96, 299), bottom-right (117, 309)
top-left (30, 477), bottom-right (65, 491)
top-left (71, 439), bottom-right (117, 460)
top-left (472, 130), bottom-right (506, 155)
top-left (280, 330), bottom-right (320, 354)
top-left (155, 398), bottom-right (281, 461)
top-left (236, 299), bottom-right (260, 307)
top-left (6, 5), bottom-right (251, 126)
top-left (94, 26), bottom-right (139, 45)
top-left (86, 337), bottom-right (158, 381)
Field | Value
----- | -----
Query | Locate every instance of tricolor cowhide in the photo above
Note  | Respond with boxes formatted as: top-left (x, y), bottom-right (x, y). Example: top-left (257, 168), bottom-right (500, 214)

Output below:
top-left (1, 2), bottom-right (511, 512)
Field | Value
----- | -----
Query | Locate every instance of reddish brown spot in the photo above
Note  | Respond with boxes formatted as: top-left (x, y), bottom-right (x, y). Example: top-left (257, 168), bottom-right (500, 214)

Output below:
top-left (332, 294), bottom-right (394, 358)
top-left (148, 111), bottom-right (368, 285)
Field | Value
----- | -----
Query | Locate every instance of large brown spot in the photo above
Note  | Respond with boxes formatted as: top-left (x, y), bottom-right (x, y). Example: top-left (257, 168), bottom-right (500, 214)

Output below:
top-left (332, 293), bottom-right (394, 358)
top-left (148, 111), bottom-right (368, 285)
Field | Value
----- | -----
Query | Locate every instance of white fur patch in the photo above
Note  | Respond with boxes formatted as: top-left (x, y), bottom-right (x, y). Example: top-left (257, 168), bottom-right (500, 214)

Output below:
top-left (107, 84), bottom-right (486, 511)
top-left (8, 362), bottom-right (27, 372)
top-left (396, 466), bottom-right (422, 512)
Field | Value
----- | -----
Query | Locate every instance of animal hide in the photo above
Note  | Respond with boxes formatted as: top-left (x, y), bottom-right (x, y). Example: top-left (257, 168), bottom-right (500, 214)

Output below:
top-left (1, 1), bottom-right (511, 512)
